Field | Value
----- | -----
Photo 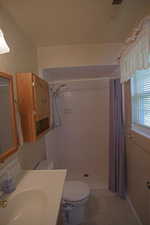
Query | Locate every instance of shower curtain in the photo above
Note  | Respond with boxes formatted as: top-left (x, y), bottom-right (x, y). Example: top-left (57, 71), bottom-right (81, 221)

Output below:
top-left (109, 79), bottom-right (126, 199)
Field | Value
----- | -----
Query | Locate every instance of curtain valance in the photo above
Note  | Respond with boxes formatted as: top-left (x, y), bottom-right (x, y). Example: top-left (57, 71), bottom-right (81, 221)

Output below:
top-left (120, 17), bottom-right (150, 83)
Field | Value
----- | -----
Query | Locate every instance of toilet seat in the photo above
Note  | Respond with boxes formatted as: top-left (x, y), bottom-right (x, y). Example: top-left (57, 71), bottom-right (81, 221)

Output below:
top-left (63, 181), bottom-right (90, 202)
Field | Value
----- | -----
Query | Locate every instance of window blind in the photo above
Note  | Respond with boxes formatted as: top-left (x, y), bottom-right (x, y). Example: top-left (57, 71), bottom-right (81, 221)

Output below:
top-left (131, 69), bottom-right (150, 128)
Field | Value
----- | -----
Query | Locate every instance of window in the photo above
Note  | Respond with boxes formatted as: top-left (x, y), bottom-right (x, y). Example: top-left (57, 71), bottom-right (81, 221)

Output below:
top-left (131, 69), bottom-right (150, 130)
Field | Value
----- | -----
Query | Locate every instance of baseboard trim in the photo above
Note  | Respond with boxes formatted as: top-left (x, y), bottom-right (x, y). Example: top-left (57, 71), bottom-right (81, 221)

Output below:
top-left (126, 195), bottom-right (143, 225)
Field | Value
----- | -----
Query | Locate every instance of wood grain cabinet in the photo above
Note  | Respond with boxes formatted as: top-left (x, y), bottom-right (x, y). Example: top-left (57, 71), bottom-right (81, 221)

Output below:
top-left (16, 73), bottom-right (50, 142)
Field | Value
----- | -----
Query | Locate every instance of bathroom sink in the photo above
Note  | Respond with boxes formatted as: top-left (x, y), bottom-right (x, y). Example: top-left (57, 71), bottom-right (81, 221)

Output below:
top-left (0, 189), bottom-right (48, 225)
top-left (0, 170), bottom-right (66, 225)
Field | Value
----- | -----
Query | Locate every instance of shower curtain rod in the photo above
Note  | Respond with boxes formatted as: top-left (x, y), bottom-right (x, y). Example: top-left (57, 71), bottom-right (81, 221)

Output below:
top-left (48, 76), bottom-right (119, 85)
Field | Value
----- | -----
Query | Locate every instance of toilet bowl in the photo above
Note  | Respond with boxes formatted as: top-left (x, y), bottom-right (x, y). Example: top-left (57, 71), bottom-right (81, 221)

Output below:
top-left (36, 160), bottom-right (90, 225)
top-left (63, 181), bottom-right (90, 225)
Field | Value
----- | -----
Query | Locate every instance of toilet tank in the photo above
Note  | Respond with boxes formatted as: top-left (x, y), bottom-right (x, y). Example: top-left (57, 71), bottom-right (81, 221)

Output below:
top-left (36, 160), bottom-right (53, 170)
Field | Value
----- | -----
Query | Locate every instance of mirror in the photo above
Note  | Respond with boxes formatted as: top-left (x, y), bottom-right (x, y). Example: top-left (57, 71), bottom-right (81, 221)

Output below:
top-left (0, 73), bottom-right (18, 161)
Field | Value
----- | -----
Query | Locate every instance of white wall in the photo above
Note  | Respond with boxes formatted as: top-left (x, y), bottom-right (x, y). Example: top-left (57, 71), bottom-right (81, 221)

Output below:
top-left (38, 43), bottom-right (123, 72)
top-left (46, 79), bottom-right (109, 186)
top-left (0, 6), bottom-right (46, 169)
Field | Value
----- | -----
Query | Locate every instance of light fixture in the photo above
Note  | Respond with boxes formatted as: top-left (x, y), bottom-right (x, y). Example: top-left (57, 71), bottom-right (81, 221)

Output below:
top-left (0, 29), bottom-right (10, 54)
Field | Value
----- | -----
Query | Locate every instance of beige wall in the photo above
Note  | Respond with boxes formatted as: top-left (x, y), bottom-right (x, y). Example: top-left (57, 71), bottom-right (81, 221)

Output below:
top-left (38, 43), bottom-right (123, 72)
top-left (0, 6), bottom-right (46, 169)
top-left (124, 81), bottom-right (150, 224)
top-left (127, 139), bottom-right (150, 225)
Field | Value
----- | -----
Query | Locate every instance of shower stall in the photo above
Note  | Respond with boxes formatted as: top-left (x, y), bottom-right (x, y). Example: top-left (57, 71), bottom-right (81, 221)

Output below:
top-left (44, 77), bottom-right (110, 190)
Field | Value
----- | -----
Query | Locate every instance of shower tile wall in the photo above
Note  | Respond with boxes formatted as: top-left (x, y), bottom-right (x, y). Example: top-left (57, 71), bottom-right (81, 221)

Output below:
top-left (46, 79), bottom-right (110, 187)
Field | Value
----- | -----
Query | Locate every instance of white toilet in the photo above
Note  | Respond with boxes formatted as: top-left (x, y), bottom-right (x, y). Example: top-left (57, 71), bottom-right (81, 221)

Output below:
top-left (63, 181), bottom-right (90, 225)
top-left (36, 160), bottom-right (90, 225)
top-left (35, 159), bottom-right (52, 170)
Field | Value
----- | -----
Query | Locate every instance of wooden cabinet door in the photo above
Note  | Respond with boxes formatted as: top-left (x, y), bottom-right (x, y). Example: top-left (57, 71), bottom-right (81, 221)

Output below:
top-left (33, 75), bottom-right (50, 121)
top-left (16, 72), bottom-right (50, 141)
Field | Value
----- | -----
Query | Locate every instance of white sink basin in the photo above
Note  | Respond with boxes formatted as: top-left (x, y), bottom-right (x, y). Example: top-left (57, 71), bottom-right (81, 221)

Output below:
top-left (0, 190), bottom-right (48, 225)
top-left (0, 170), bottom-right (66, 225)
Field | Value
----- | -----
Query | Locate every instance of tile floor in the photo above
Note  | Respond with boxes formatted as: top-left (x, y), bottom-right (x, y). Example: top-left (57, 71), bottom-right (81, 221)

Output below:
top-left (85, 188), bottom-right (139, 225)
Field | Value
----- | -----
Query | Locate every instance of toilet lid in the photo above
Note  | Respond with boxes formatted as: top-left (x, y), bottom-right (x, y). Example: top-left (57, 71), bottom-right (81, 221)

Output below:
top-left (63, 181), bottom-right (90, 202)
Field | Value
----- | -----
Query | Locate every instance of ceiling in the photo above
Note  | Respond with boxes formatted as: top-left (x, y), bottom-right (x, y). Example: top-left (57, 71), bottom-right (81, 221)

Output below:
top-left (1, 0), bottom-right (150, 47)
top-left (43, 65), bottom-right (119, 82)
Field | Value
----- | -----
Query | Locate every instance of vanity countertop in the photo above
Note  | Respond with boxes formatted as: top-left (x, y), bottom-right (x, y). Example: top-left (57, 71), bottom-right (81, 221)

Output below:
top-left (0, 169), bottom-right (67, 225)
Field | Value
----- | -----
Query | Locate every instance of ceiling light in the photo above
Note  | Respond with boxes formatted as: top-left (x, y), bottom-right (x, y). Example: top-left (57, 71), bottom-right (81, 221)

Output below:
top-left (0, 29), bottom-right (10, 54)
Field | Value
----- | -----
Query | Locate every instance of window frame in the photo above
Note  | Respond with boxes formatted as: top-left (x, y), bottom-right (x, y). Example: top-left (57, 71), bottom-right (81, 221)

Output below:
top-left (124, 80), bottom-right (150, 154)
top-left (131, 69), bottom-right (150, 133)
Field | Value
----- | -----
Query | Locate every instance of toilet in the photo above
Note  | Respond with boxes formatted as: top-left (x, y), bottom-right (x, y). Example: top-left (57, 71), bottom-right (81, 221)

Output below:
top-left (36, 160), bottom-right (90, 225)
top-left (63, 181), bottom-right (90, 225)
top-left (35, 159), bottom-right (52, 170)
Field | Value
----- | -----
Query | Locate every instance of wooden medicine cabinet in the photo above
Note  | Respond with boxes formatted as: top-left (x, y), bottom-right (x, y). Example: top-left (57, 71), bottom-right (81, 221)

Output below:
top-left (16, 73), bottom-right (50, 142)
